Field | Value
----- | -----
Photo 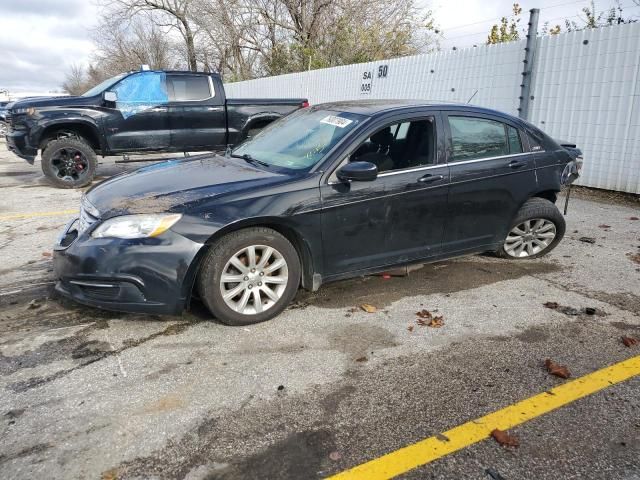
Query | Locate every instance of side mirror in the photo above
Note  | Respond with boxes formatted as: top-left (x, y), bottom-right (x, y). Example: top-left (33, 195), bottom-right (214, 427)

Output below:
top-left (336, 161), bottom-right (378, 182)
top-left (103, 91), bottom-right (117, 103)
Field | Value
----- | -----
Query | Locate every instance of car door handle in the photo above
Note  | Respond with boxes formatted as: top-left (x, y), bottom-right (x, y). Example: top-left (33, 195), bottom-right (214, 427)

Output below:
top-left (418, 174), bottom-right (444, 183)
top-left (508, 160), bottom-right (527, 169)
top-left (151, 107), bottom-right (167, 112)
top-left (206, 107), bottom-right (223, 111)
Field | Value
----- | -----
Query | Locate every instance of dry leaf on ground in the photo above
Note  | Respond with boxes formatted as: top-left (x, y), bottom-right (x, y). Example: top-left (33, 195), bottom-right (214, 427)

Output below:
top-left (360, 304), bottom-right (377, 313)
top-left (621, 336), bottom-right (638, 347)
top-left (416, 309), bottom-right (433, 319)
top-left (407, 325), bottom-right (414, 332)
top-left (543, 302), bottom-right (559, 309)
top-left (491, 429), bottom-right (519, 447)
top-left (355, 356), bottom-right (368, 362)
top-left (545, 359), bottom-right (571, 379)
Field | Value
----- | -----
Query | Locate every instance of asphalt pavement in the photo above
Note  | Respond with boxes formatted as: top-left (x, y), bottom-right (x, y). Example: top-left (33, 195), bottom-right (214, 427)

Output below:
top-left (0, 147), bottom-right (639, 480)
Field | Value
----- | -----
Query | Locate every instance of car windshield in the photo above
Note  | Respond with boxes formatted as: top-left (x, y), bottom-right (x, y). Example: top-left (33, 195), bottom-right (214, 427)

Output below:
top-left (232, 108), bottom-right (366, 170)
top-left (82, 73), bottom-right (128, 97)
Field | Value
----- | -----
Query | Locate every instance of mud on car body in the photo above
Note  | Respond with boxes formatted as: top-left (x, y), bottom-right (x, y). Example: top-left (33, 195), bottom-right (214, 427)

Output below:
top-left (53, 100), bottom-right (582, 325)
top-left (4, 69), bottom-right (307, 188)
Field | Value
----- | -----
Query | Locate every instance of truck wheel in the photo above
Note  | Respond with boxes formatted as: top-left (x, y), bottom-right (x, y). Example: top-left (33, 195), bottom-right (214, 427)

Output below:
top-left (497, 197), bottom-right (565, 259)
top-left (41, 137), bottom-right (97, 189)
top-left (197, 227), bottom-right (301, 326)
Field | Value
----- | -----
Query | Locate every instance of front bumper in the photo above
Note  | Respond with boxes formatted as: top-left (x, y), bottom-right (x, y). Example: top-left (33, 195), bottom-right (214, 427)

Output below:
top-left (6, 130), bottom-right (37, 163)
top-left (53, 219), bottom-right (204, 315)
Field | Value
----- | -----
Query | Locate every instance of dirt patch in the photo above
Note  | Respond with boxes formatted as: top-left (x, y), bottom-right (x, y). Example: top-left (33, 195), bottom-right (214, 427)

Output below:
top-left (516, 326), bottom-right (550, 343)
top-left (568, 186), bottom-right (640, 208)
top-left (328, 323), bottom-right (398, 359)
top-left (297, 258), bottom-right (561, 310)
top-left (4, 321), bottom-right (200, 393)
top-left (0, 443), bottom-right (53, 465)
top-left (583, 291), bottom-right (640, 316)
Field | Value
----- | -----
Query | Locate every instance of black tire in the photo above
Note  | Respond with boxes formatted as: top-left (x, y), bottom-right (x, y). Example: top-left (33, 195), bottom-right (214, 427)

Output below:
top-left (41, 137), bottom-right (97, 189)
top-left (197, 227), bottom-right (301, 325)
top-left (496, 197), bottom-right (566, 259)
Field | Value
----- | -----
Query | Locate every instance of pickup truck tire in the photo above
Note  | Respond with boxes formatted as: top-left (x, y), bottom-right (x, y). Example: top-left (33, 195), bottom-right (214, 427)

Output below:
top-left (41, 137), bottom-right (97, 189)
top-left (497, 197), bottom-right (565, 259)
top-left (197, 227), bottom-right (301, 326)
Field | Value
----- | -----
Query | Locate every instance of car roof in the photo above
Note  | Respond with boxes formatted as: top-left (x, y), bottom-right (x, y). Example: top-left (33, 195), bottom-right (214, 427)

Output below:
top-left (314, 99), bottom-right (515, 119)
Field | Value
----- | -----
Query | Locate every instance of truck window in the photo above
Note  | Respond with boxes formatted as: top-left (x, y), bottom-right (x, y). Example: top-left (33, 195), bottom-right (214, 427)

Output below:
top-left (168, 75), bottom-right (212, 101)
top-left (112, 72), bottom-right (168, 119)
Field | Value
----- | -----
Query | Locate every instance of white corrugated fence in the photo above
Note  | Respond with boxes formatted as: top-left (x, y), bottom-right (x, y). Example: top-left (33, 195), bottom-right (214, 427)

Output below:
top-left (225, 22), bottom-right (640, 194)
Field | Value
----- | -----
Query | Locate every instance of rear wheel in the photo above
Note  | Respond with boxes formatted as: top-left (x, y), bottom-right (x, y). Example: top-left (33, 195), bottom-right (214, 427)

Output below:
top-left (41, 137), bottom-right (97, 189)
top-left (497, 197), bottom-right (565, 259)
top-left (197, 227), bottom-right (301, 325)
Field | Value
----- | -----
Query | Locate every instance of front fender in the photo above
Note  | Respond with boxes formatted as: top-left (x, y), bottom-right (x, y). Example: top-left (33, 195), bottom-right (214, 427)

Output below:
top-left (30, 115), bottom-right (106, 152)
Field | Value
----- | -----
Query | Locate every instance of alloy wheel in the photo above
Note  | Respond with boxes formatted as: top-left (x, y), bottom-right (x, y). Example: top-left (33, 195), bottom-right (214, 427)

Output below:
top-left (504, 218), bottom-right (556, 258)
top-left (219, 245), bottom-right (289, 315)
top-left (50, 147), bottom-right (90, 183)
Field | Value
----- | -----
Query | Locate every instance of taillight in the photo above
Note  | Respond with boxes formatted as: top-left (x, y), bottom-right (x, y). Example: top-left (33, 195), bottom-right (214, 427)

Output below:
top-left (301, 101), bottom-right (309, 108)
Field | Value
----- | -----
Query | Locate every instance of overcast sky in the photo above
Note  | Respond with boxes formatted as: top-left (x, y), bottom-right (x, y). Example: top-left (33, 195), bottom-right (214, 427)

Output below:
top-left (0, 0), bottom-right (637, 94)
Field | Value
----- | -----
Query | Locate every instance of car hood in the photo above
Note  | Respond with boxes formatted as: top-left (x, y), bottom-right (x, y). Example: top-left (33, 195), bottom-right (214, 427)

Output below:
top-left (86, 154), bottom-right (292, 217)
top-left (9, 95), bottom-right (98, 109)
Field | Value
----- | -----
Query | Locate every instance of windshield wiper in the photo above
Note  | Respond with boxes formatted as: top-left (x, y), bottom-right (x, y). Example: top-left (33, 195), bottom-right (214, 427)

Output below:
top-left (230, 153), bottom-right (270, 168)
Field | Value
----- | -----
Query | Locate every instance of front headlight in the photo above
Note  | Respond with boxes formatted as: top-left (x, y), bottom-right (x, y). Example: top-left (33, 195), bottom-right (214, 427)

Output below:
top-left (12, 107), bottom-right (36, 115)
top-left (91, 214), bottom-right (182, 239)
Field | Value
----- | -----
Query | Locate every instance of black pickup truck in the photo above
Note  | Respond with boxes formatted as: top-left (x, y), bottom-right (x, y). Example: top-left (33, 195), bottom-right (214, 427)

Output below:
top-left (5, 70), bottom-right (307, 188)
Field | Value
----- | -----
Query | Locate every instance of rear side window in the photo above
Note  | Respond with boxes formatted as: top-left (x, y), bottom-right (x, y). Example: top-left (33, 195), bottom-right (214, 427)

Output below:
top-left (449, 116), bottom-right (513, 161)
top-left (507, 125), bottom-right (523, 154)
top-left (168, 75), bottom-right (212, 101)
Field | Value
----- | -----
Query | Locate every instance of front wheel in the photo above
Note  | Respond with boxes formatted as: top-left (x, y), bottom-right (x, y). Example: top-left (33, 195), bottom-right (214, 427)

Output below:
top-left (41, 137), bottom-right (97, 189)
top-left (497, 197), bottom-right (566, 259)
top-left (197, 227), bottom-right (301, 325)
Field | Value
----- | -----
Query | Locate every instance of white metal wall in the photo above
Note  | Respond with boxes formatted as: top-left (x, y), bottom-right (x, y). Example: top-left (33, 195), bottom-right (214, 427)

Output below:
top-left (225, 22), bottom-right (640, 193)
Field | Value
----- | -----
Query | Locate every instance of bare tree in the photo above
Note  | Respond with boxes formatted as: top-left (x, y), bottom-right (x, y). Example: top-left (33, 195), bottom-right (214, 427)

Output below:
top-left (62, 64), bottom-right (89, 95)
top-left (92, 16), bottom-right (176, 77)
top-left (100, 0), bottom-right (198, 71)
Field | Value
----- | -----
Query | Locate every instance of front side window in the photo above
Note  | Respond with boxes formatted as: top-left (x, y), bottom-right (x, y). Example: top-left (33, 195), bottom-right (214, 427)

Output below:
top-left (349, 118), bottom-right (436, 173)
top-left (449, 116), bottom-right (514, 161)
top-left (233, 108), bottom-right (365, 170)
top-left (168, 75), bottom-right (212, 101)
top-left (112, 72), bottom-right (168, 119)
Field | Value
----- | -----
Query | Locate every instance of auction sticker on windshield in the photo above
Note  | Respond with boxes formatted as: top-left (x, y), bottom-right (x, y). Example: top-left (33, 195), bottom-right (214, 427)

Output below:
top-left (320, 115), bottom-right (353, 128)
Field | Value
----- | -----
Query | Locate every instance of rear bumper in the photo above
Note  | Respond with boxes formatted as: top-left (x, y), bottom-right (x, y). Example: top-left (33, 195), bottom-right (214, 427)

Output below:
top-left (6, 130), bottom-right (37, 164)
top-left (53, 219), bottom-right (204, 315)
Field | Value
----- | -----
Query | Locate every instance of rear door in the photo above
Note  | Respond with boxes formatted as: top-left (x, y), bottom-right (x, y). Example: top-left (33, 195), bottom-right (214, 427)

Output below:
top-left (167, 74), bottom-right (226, 151)
top-left (442, 112), bottom-right (536, 254)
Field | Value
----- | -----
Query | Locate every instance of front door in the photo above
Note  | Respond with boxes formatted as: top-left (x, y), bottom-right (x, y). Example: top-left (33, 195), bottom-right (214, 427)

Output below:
top-left (105, 71), bottom-right (170, 151)
top-left (442, 112), bottom-right (537, 254)
top-left (167, 74), bottom-right (227, 151)
top-left (321, 114), bottom-right (449, 277)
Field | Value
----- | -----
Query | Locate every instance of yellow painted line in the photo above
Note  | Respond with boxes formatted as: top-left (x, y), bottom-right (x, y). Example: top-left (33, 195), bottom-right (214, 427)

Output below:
top-left (328, 355), bottom-right (640, 480)
top-left (0, 210), bottom-right (78, 221)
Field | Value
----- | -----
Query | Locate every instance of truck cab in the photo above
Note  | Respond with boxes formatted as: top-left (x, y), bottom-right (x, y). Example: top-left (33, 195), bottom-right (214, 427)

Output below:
top-left (5, 69), bottom-right (307, 188)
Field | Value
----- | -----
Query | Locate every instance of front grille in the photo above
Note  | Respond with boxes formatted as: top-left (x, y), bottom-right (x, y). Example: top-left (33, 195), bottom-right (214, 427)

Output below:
top-left (78, 284), bottom-right (121, 300)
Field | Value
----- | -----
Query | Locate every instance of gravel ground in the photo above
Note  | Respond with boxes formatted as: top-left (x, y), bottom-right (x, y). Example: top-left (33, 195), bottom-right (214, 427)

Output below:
top-left (0, 146), bottom-right (639, 480)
